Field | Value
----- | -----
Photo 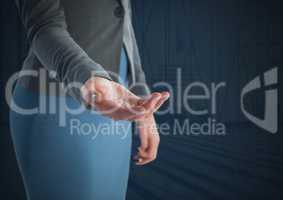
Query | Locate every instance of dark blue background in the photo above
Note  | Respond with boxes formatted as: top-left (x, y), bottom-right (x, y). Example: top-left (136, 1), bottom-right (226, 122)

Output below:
top-left (0, 0), bottom-right (282, 199)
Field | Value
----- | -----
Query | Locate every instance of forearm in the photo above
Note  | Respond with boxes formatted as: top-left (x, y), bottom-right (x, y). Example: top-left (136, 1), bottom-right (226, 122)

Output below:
top-left (32, 27), bottom-right (111, 88)
top-left (15, 0), bottom-right (111, 102)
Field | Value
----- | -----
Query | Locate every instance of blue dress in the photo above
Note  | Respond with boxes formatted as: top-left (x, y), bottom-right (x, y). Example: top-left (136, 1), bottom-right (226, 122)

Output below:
top-left (9, 48), bottom-right (132, 200)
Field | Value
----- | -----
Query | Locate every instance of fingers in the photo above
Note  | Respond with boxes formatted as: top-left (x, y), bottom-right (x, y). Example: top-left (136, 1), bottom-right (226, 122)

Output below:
top-left (137, 92), bottom-right (170, 116)
top-left (119, 92), bottom-right (167, 120)
top-left (153, 91), bottom-right (170, 112)
top-left (96, 101), bottom-right (146, 121)
top-left (95, 96), bottom-right (150, 121)
top-left (86, 87), bottom-right (170, 121)
top-left (135, 126), bottom-right (160, 165)
top-left (135, 138), bottom-right (159, 165)
top-left (114, 105), bottom-right (146, 121)
top-left (132, 93), bottom-right (161, 119)
top-left (142, 93), bottom-right (162, 111)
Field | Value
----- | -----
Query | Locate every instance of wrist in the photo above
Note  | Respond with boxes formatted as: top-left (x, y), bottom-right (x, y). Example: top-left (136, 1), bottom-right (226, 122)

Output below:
top-left (136, 114), bottom-right (155, 125)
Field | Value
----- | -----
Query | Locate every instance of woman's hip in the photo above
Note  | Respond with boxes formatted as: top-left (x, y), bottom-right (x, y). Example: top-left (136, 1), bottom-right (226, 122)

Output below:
top-left (9, 84), bottom-right (132, 199)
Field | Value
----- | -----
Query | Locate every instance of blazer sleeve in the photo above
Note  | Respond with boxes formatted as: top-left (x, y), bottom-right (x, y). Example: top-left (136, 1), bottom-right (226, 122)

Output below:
top-left (129, 31), bottom-right (151, 97)
top-left (127, 0), bottom-right (151, 97)
top-left (15, 0), bottom-right (111, 102)
top-left (131, 62), bottom-right (151, 97)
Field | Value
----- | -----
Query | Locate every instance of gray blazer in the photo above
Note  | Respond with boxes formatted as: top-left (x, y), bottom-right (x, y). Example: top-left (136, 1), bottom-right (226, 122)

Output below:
top-left (15, 0), bottom-right (150, 102)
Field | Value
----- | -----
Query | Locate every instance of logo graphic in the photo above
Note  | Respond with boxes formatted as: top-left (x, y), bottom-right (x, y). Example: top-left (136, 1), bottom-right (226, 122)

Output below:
top-left (241, 67), bottom-right (278, 134)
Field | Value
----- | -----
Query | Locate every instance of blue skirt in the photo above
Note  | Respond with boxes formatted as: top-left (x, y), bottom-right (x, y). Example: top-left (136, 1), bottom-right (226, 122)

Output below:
top-left (9, 48), bottom-right (132, 200)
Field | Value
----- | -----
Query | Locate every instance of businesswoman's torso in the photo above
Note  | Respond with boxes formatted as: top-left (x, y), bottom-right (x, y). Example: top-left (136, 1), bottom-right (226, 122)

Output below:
top-left (18, 0), bottom-right (149, 100)
top-left (62, 0), bottom-right (125, 73)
